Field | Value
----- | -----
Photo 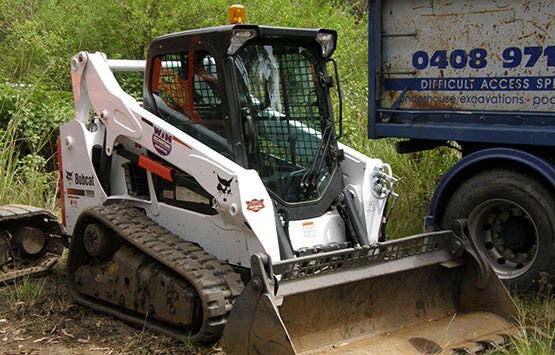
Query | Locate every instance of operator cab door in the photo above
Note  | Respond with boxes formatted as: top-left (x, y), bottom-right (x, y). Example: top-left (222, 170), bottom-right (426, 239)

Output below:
top-left (150, 45), bottom-right (233, 158)
top-left (146, 44), bottom-right (233, 213)
top-left (231, 42), bottom-right (343, 219)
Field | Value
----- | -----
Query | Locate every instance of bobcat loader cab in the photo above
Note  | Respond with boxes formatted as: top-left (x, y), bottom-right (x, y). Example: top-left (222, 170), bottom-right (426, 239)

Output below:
top-left (61, 5), bottom-right (519, 354)
top-left (139, 23), bottom-right (384, 260)
top-left (147, 27), bottom-right (347, 217)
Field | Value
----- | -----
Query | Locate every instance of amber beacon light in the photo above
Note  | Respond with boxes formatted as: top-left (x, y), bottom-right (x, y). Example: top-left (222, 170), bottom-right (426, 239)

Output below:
top-left (229, 4), bottom-right (246, 24)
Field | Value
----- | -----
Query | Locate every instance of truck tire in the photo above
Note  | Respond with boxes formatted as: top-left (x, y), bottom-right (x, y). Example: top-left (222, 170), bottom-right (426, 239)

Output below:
top-left (441, 169), bottom-right (555, 293)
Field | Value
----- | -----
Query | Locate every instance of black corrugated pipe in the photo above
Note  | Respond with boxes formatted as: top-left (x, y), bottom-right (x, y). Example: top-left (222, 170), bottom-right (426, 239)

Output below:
top-left (274, 209), bottom-right (295, 259)
top-left (342, 189), bottom-right (370, 246)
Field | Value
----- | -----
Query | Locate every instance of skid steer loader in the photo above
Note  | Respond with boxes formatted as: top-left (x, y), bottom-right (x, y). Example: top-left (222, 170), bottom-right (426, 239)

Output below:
top-left (59, 6), bottom-right (519, 354)
top-left (0, 205), bottom-right (65, 284)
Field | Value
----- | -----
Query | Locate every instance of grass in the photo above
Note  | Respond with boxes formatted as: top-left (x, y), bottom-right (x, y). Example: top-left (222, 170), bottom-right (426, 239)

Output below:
top-left (484, 293), bottom-right (555, 355)
top-left (1, 275), bottom-right (46, 312)
top-left (512, 295), bottom-right (555, 354)
top-left (0, 85), bottom-right (60, 211)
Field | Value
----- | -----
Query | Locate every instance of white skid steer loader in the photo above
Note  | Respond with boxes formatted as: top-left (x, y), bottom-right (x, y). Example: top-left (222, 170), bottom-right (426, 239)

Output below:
top-left (59, 6), bottom-right (519, 354)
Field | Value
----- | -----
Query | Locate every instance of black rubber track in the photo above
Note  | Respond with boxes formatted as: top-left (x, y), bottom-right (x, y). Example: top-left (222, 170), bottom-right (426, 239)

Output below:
top-left (0, 204), bottom-right (65, 284)
top-left (67, 204), bottom-right (244, 344)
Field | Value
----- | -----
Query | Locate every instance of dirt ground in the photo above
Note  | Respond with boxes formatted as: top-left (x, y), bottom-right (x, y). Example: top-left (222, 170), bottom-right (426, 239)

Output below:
top-left (0, 254), bottom-right (220, 355)
top-left (3, 255), bottom-right (553, 354)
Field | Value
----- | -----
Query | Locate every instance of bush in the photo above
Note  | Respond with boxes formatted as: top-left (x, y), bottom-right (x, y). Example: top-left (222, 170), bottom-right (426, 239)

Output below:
top-left (0, 83), bottom-right (73, 160)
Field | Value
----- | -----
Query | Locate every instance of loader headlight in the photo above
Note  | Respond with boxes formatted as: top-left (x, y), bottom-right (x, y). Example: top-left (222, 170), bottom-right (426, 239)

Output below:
top-left (227, 28), bottom-right (257, 55)
top-left (316, 31), bottom-right (336, 58)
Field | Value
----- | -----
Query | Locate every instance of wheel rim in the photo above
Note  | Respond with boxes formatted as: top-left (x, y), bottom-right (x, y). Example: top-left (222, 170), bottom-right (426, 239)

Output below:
top-left (467, 198), bottom-right (538, 280)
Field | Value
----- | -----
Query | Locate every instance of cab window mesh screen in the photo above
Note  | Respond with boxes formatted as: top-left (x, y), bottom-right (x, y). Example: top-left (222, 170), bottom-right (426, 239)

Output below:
top-left (155, 53), bottom-right (191, 116)
top-left (256, 52), bottom-right (320, 168)
top-left (235, 45), bottom-right (332, 203)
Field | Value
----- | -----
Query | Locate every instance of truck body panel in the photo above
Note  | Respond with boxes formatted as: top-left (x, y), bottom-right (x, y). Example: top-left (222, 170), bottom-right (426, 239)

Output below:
top-left (368, 0), bottom-right (555, 146)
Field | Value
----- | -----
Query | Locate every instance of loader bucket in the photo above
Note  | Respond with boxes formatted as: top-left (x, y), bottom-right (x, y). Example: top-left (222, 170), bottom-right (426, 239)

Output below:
top-left (222, 221), bottom-right (519, 354)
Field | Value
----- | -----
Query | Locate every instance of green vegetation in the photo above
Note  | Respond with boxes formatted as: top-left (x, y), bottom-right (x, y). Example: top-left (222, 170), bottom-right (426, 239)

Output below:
top-left (0, 0), bottom-right (448, 235)
top-left (485, 292), bottom-right (555, 355)
top-left (0, 84), bottom-right (72, 209)
top-left (1, 276), bottom-right (46, 312)
top-left (511, 295), bottom-right (555, 355)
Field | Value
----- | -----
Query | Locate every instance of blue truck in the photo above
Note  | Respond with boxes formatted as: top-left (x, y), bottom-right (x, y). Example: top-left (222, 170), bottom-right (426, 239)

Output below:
top-left (368, 0), bottom-right (555, 291)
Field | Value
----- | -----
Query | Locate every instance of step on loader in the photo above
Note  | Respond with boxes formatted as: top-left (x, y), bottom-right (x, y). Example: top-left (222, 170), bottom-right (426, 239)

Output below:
top-left (59, 5), bottom-right (519, 354)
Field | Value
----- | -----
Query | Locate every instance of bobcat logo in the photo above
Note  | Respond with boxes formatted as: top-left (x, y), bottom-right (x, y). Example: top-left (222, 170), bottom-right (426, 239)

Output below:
top-left (65, 170), bottom-right (74, 183)
top-left (217, 175), bottom-right (233, 196)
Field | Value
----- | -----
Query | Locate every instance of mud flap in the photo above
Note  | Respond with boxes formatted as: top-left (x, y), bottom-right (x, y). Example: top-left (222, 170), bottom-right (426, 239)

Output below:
top-left (222, 221), bottom-right (519, 354)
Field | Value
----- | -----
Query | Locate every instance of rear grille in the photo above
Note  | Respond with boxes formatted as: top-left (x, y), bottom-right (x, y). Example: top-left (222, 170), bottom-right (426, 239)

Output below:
top-left (123, 163), bottom-right (150, 200)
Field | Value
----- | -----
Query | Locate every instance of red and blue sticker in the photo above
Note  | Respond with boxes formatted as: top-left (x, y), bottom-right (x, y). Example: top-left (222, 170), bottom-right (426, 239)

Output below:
top-left (153, 125), bottom-right (172, 156)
